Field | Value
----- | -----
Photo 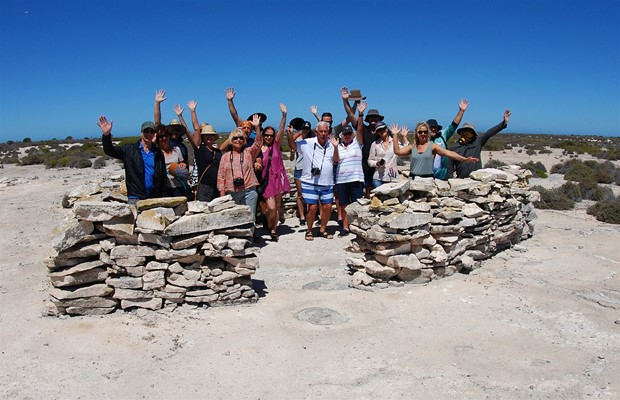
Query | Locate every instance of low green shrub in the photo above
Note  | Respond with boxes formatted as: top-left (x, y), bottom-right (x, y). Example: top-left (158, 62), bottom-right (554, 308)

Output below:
top-left (484, 159), bottom-right (507, 169)
top-left (92, 157), bottom-right (106, 169)
top-left (520, 160), bottom-right (548, 178)
top-left (531, 185), bottom-right (575, 210)
top-left (587, 196), bottom-right (620, 224)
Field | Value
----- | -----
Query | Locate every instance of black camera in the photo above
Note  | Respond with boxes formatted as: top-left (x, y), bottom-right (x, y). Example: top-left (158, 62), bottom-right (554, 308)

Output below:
top-left (311, 167), bottom-right (321, 176)
top-left (378, 159), bottom-right (386, 166)
top-left (233, 177), bottom-right (244, 187)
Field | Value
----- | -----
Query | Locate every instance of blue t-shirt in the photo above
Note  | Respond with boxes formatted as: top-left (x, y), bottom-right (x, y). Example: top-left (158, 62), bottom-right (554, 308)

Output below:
top-left (141, 147), bottom-right (155, 196)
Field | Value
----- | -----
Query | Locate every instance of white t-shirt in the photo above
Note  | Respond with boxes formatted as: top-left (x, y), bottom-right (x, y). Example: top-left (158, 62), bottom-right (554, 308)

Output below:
top-left (297, 137), bottom-right (336, 186)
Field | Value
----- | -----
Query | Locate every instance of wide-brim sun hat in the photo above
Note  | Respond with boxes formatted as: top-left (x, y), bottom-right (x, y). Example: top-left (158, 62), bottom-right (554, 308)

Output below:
top-left (200, 123), bottom-right (218, 136)
top-left (457, 122), bottom-right (477, 136)
top-left (290, 117), bottom-right (305, 130)
top-left (426, 119), bottom-right (442, 131)
top-left (247, 113), bottom-right (267, 123)
top-left (349, 89), bottom-right (366, 101)
top-left (364, 109), bottom-right (384, 122)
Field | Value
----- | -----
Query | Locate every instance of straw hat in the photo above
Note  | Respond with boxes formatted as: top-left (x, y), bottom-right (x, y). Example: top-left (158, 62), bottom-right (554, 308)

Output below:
top-left (200, 124), bottom-right (218, 136)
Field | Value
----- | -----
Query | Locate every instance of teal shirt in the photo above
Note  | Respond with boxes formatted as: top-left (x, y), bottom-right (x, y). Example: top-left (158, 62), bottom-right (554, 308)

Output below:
top-left (432, 122), bottom-right (458, 180)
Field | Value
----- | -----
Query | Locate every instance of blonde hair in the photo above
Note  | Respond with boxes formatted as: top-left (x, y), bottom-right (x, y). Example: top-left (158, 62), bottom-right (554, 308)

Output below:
top-left (228, 127), bottom-right (246, 144)
top-left (412, 122), bottom-right (431, 145)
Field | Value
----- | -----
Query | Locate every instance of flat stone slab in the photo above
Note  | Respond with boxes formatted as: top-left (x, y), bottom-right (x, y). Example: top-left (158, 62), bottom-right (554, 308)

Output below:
top-left (295, 307), bottom-right (349, 325)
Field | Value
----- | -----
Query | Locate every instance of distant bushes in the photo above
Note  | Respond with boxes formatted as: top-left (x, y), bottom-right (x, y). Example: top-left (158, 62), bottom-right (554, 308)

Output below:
top-left (551, 159), bottom-right (619, 184)
top-left (519, 161), bottom-right (547, 178)
top-left (484, 159), bottom-right (507, 169)
top-left (17, 142), bottom-right (106, 169)
top-left (587, 196), bottom-right (620, 224)
top-left (531, 185), bottom-right (575, 210)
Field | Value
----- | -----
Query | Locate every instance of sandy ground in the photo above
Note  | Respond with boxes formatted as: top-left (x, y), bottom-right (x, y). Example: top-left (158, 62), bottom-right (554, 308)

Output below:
top-left (0, 149), bottom-right (619, 400)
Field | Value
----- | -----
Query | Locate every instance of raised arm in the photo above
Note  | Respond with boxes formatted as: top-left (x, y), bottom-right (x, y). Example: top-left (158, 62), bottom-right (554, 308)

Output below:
top-left (392, 124), bottom-right (412, 156)
top-left (309, 105), bottom-right (320, 122)
top-left (356, 100), bottom-right (368, 145)
top-left (275, 103), bottom-right (287, 145)
top-left (154, 89), bottom-right (166, 126)
top-left (174, 104), bottom-right (196, 148)
top-left (286, 125), bottom-right (297, 153)
top-left (433, 144), bottom-right (479, 163)
top-left (480, 109), bottom-right (511, 146)
top-left (329, 134), bottom-right (340, 165)
top-left (341, 86), bottom-right (358, 128)
top-left (225, 87), bottom-right (243, 126)
top-left (188, 100), bottom-right (200, 132)
top-left (444, 98), bottom-right (470, 142)
top-left (98, 116), bottom-right (124, 159)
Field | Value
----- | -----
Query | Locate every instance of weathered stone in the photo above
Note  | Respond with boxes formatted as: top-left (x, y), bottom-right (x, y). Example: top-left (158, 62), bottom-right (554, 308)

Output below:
top-left (170, 233), bottom-right (211, 250)
top-left (408, 177), bottom-right (436, 193)
top-left (110, 245), bottom-right (155, 259)
top-left (50, 284), bottom-right (113, 300)
top-left (52, 219), bottom-right (95, 252)
top-left (448, 178), bottom-right (479, 192)
top-left (145, 261), bottom-right (168, 271)
top-left (125, 266), bottom-right (145, 277)
top-left (162, 284), bottom-right (187, 293)
top-left (385, 253), bottom-right (423, 271)
top-left (68, 183), bottom-right (101, 199)
top-left (142, 271), bottom-right (165, 290)
top-left (105, 276), bottom-right (143, 289)
top-left (213, 271), bottom-right (239, 284)
top-left (100, 215), bottom-right (135, 237)
top-left (164, 206), bottom-right (254, 236)
top-left (65, 306), bottom-right (116, 316)
top-left (408, 202), bottom-right (432, 212)
top-left (114, 257), bottom-right (146, 267)
top-left (223, 256), bottom-right (259, 270)
top-left (50, 259), bottom-right (103, 274)
top-left (120, 297), bottom-right (163, 310)
top-left (138, 232), bottom-right (170, 248)
top-left (372, 180), bottom-right (410, 197)
top-left (227, 238), bottom-right (250, 251)
top-left (398, 268), bottom-right (433, 283)
top-left (50, 267), bottom-right (108, 288)
top-left (73, 201), bottom-right (134, 222)
top-left (374, 241), bottom-right (411, 256)
top-left (177, 254), bottom-right (206, 265)
top-left (168, 262), bottom-right (184, 273)
top-left (154, 248), bottom-right (197, 261)
top-left (209, 235), bottom-right (229, 250)
top-left (136, 196), bottom-right (187, 211)
top-left (168, 273), bottom-right (204, 288)
top-left (113, 288), bottom-right (154, 300)
top-left (378, 212), bottom-right (432, 230)
top-left (185, 289), bottom-right (217, 297)
top-left (51, 296), bottom-right (117, 308)
top-left (364, 260), bottom-right (398, 279)
top-left (136, 207), bottom-right (177, 231)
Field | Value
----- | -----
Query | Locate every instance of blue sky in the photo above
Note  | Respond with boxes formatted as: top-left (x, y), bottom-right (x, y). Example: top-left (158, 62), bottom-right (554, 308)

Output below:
top-left (0, 0), bottom-right (619, 142)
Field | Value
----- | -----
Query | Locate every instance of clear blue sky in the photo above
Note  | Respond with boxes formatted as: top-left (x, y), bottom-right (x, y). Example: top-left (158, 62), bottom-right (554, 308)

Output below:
top-left (1, 0), bottom-right (619, 142)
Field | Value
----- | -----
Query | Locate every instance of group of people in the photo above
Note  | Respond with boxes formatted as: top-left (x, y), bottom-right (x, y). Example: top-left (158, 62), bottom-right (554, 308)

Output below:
top-left (98, 87), bottom-right (511, 242)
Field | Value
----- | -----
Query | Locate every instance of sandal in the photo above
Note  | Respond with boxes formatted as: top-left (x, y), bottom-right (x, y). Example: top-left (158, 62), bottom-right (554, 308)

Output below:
top-left (305, 230), bottom-right (314, 241)
top-left (319, 231), bottom-right (333, 239)
top-left (270, 232), bottom-right (279, 242)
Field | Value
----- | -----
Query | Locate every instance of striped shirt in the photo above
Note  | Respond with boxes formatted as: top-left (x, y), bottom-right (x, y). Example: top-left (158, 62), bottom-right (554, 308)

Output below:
top-left (336, 139), bottom-right (364, 184)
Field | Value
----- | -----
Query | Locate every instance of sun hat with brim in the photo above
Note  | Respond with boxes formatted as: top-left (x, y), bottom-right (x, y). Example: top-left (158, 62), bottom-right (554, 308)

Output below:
top-left (141, 121), bottom-right (156, 131)
top-left (457, 122), bottom-right (477, 136)
top-left (200, 124), bottom-right (218, 136)
top-left (247, 113), bottom-right (267, 123)
top-left (349, 89), bottom-right (366, 101)
top-left (290, 117), bottom-right (305, 130)
top-left (426, 119), bottom-right (442, 130)
top-left (169, 119), bottom-right (181, 125)
top-left (364, 109), bottom-right (384, 122)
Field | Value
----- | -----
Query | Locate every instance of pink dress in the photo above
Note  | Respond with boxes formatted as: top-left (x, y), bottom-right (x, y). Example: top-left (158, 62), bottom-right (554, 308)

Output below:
top-left (261, 144), bottom-right (291, 198)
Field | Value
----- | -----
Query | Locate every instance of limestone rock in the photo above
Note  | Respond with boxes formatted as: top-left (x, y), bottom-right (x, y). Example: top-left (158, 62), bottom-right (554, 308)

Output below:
top-left (136, 207), bottom-right (177, 231)
top-left (52, 219), bottom-right (95, 252)
top-left (136, 196), bottom-right (187, 211)
top-left (164, 205), bottom-right (254, 236)
top-left (50, 284), bottom-right (113, 300)
top-left (73, 201), bottom-right (134, 222)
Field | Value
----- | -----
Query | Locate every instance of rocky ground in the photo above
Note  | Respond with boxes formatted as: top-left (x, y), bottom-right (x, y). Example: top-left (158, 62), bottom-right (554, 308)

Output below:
top-left (0, 148), bottom-right (619, 399)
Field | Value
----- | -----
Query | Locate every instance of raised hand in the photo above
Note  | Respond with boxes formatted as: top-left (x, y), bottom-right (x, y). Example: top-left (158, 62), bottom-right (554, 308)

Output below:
top-left (341, 86), bottom-right (349, 100)
top-left (225, 87), bottom-right (235, 100)
top-left (310, 105), bottom-right (318, 115)
top-left (174, 105), bottom-right (184, 116)
top-left (187, 100), bottom-right (197, 112)
top-left (459, 98), bottom-right (469, 111)
top-left (389, 123), bottom-right (400, 135)
top-left (503, 109), bottom-right (511, 123)
top-left (358, 100), bottom-right (368, 115)
top-left (328, 134), bottom-right (339, 147)
top-left (400, 125), bottom-right (409, 137)
top-left (155, 89), bottom-right (166, 103)
top-left (97, 115), bottom-right (113, 135)
top-left (280, 103), bottom-right (287, 114)
top-left (251, 113), bottom-right (261, 128)
top-left (286, 125), bottom-right (294, 135)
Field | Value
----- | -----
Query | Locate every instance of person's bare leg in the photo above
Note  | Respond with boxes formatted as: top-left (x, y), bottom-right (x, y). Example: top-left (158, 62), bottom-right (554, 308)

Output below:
top-left (295, 180), bottom-right (305, 223)
top-left (305, 203), bottom-right (318, 238)
top-left (320, 202), bottom-right (332, 234)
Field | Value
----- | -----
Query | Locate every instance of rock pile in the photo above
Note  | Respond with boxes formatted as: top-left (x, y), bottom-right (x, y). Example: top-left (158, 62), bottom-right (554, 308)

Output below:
top-left (47, 191), bottom-right (260, 316)
top-left (345, 167), bottom-right (540, 289)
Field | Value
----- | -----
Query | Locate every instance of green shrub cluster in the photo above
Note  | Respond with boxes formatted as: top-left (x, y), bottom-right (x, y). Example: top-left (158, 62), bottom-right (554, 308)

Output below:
top-left (531, 185), bottom-right (575, 210)
top-left (519, 160), bottom-right (548, 178)
top-left (484, 159), bottom-right (507, 169)
top-left (17, 142), bottom-right (106, 169)
top-left (551, 159), bottom-right (619, 184)
top-left (587, 196), bottom-right (620, 224)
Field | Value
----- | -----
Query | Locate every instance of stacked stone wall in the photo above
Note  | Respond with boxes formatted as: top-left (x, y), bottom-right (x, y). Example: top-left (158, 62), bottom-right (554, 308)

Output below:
top-left (345, 166), bottom-right (540, 289)
top-left (48, 191), bottom-right (260, 316)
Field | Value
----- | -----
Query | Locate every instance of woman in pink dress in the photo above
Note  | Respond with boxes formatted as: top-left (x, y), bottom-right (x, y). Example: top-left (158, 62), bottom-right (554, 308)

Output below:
top-left (259, 103), bottom-right (290, 241)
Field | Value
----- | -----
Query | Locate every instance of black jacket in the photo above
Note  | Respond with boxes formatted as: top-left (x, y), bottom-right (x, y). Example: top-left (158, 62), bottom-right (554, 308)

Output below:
top-left (102, 135), bottom-right (166, 199)
top-left (447, 121), bottom-right (507, 179)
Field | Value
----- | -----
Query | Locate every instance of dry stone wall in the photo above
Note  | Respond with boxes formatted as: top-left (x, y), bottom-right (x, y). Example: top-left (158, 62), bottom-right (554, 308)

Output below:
top-left (48, 187), bottom-right (260, 316)
top-left (345, 166), bottom-right (540, 289)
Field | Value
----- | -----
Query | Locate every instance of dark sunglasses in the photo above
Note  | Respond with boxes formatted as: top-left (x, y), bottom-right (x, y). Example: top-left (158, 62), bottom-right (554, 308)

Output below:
top-left (263, 133), bottom-right (274, 137)
top-left (417, 130), bottom-right (429, 134)
top-left (232, 136), bottom-right (245, 141)
top-left (157, 134), bottom-right (169, 139)
top-left (143, 129), bottom-right (156, 134)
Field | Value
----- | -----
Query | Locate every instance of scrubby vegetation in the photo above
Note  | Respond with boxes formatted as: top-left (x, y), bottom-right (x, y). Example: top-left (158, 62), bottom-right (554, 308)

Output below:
top-left (587, 196), bottom-right (620, 224)
top-left (519, 160), bottom-right (547, 178)
top-left (551, 159), bottom-right (620, 184)
top-left (531, 185), bottom-right (575, 210)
